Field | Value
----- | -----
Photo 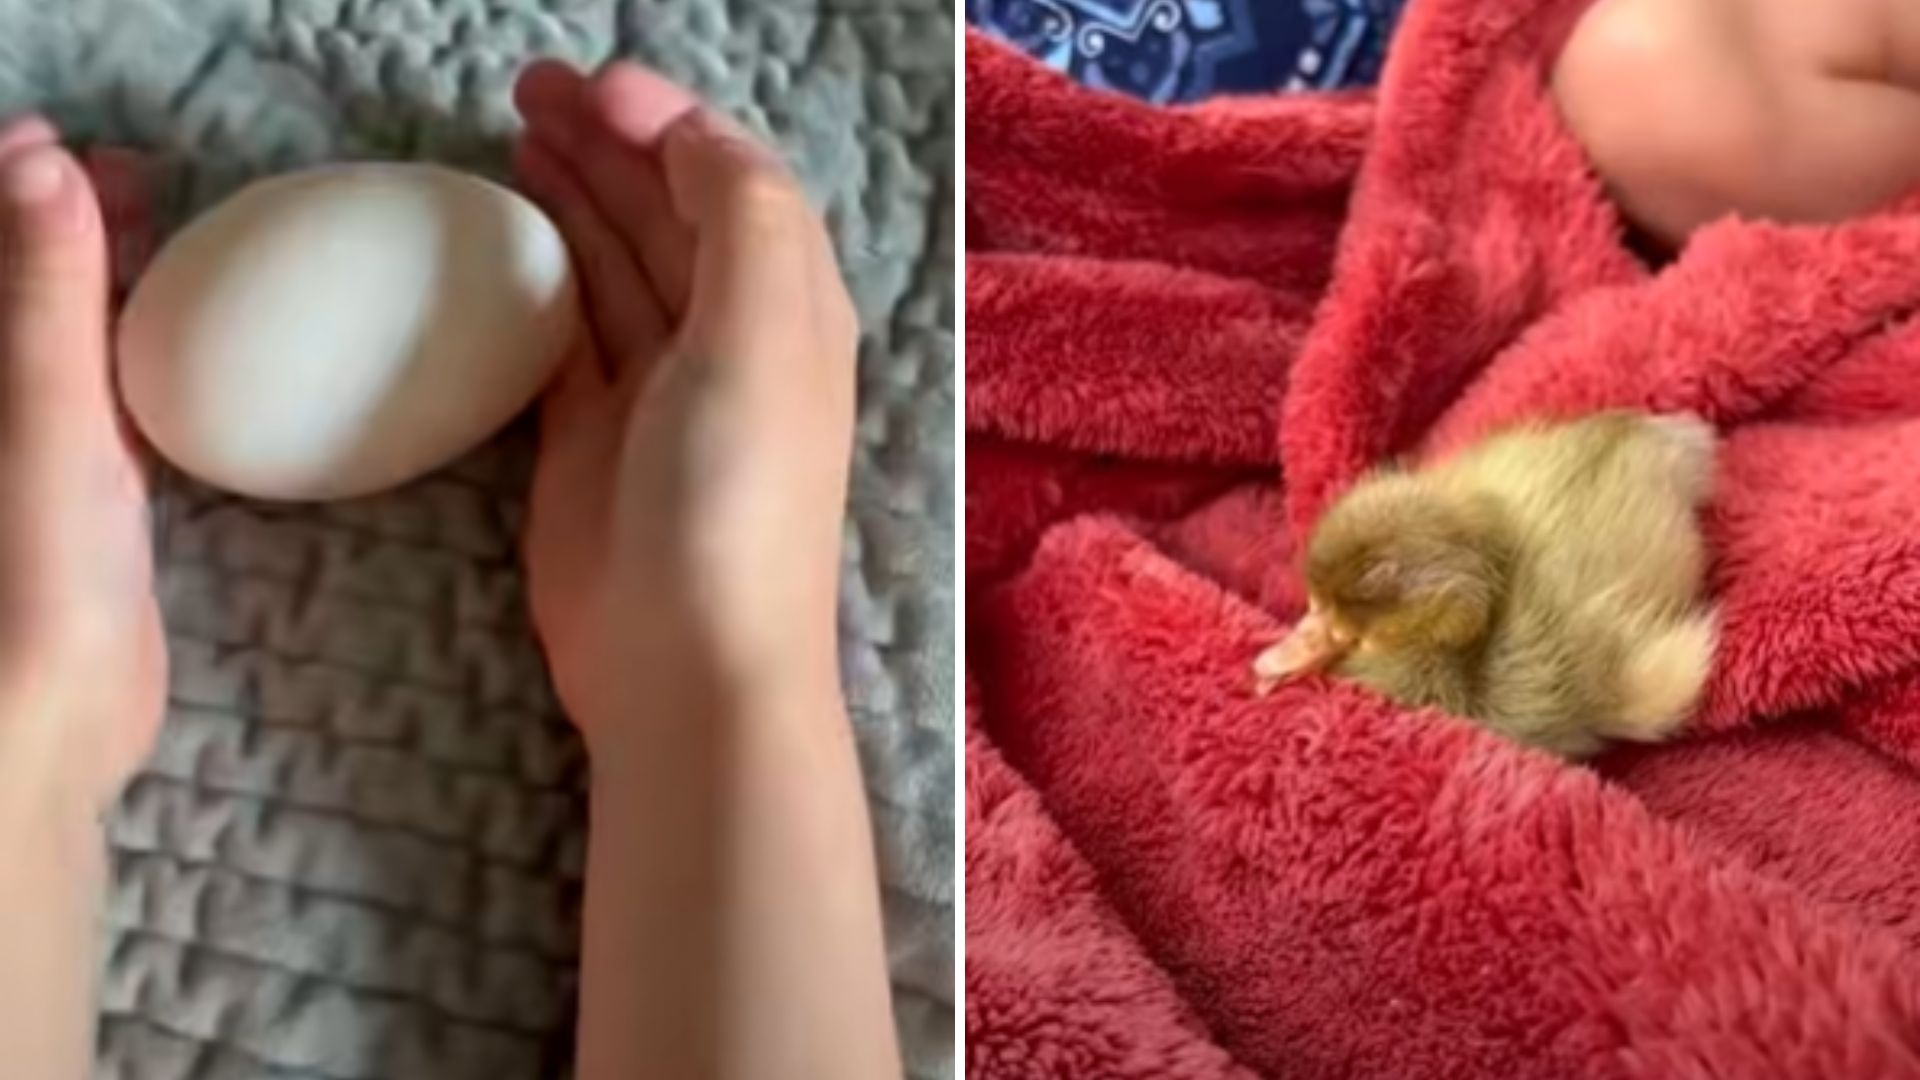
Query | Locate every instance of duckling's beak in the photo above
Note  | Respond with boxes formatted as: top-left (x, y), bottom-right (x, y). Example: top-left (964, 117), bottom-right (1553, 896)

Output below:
top-left (1253, 606), bottom-right (1354, 693)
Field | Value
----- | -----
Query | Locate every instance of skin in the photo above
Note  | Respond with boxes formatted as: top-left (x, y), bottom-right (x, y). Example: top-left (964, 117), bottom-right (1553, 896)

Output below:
top-left (0, 58), bottom-right (896, 1080)
top-left (1553, 0), bottom-right (1920, 247)
top-left (0, 116), bottom-right (167, 1080)
top-left (512, 61), bottom-right (898, 1080)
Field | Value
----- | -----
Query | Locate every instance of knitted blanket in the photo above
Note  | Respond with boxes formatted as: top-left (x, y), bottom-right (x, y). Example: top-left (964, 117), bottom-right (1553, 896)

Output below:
top-left (2, 2), bottom-right (953, 1076)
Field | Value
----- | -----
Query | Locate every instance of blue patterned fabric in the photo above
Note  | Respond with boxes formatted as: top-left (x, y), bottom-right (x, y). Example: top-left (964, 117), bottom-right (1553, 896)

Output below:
top-left (967, 0), bottom-right (1405, 103)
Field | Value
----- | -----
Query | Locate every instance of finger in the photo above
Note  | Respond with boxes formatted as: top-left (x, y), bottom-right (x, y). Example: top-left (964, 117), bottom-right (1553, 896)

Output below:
top-left (82, 147), bottom-right (155, 307)
top-left (78, 147), bottom-right (165, 477)
top-left (0, 115), bottom-right (58, 160)
top-left (568, 137), bottom-right (692, 317)
top-left (514, 59), bottom-right (591, 150)
top-left (520, 59), bottom-right (695, 313)
top-left (0, 143), bottom-right (115, 451)
top-left (656, 108), bottom-right (832, 366)
top-left (589, 61), bottom-right (703, 145)
top-left (575, 63), bottom-right (698, 313)
top-left (531, 345), bottom-right (619, 546)
top-left (513, 134), bottom-right (668, 373)
top-left (539, 342), bottom-right (612, 432)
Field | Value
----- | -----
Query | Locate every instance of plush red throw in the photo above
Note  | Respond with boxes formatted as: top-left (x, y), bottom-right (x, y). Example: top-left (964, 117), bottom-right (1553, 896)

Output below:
top-left (964, 1), bottom-right (1920, 1075)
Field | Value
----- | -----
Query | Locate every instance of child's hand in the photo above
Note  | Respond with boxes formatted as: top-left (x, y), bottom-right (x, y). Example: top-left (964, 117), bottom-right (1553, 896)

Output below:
top-left (0, 119), bottom-right (165, 812)
top-left (513, 62), bottom-right (857, 750)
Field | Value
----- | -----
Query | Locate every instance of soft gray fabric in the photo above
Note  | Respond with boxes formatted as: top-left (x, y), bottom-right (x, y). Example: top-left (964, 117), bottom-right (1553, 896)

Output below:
top-left (0, 2), bottom-right (953, 1077)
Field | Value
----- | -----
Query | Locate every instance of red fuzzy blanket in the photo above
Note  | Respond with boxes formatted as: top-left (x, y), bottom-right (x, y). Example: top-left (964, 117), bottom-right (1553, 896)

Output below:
top-left (963, 1), bottom-right (1920, 1075)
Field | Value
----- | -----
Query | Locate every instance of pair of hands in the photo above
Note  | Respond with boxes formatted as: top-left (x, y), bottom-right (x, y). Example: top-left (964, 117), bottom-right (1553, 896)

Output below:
top-left (0, 59), bottom-right (854, 807)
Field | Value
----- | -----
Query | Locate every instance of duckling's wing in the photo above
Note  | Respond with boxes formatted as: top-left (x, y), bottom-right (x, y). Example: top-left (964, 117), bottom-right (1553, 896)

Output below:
top-left (1446, 414), bottom-right (1711, 612)
top-left (1599, 605), bottom-right (1717, 742)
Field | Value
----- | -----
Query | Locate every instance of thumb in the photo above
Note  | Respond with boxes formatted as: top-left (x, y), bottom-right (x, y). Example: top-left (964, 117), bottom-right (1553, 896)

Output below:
top-left (655, 109), bottom-right (839, 369)
top-left (0, 141), bottom-right (115, 454)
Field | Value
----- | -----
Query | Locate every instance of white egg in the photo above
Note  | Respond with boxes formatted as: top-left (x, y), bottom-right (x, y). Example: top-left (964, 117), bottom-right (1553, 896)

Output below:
top-left (119, 162), bottom-right (578, 501)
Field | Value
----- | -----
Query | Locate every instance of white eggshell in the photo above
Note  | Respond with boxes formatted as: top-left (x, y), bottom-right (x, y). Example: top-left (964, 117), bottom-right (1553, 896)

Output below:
top-left (119, 163), bottom-right (577, 501)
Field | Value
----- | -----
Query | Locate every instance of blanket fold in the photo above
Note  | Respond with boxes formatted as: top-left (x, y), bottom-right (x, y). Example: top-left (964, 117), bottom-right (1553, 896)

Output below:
top-left (964, 0), bottom-right (1920, 1073)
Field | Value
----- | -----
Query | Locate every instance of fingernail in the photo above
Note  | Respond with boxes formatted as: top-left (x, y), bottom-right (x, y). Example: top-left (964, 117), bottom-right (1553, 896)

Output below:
top-left (1, 145), bottom-right (69, 206)
top-left (672, 108), bottom-right (777, 165)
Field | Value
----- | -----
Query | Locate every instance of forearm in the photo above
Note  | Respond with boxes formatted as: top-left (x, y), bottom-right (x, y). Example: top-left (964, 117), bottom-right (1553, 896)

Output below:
top-left (573, 668), bottom-right (899, 1080)
top-left (0, 733), bottom-right (108, 1080)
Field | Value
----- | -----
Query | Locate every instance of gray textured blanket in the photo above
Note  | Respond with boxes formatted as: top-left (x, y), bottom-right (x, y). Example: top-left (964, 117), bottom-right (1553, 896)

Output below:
top-left (0, 2), bottom-right (953, 1077)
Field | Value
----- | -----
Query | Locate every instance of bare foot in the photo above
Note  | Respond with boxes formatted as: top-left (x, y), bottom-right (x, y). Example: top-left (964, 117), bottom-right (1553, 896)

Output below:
top-left (0, 116), bottom-right (164, 810)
